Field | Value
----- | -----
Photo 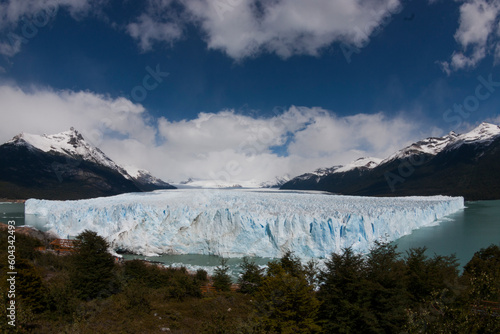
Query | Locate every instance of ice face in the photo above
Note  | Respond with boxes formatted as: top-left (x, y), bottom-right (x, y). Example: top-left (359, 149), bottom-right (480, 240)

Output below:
top-left (25, 189), bottom-right (464, 259)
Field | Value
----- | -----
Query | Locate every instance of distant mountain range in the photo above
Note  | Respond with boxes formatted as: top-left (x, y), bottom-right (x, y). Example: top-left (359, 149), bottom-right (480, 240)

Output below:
top-left (0, 128), bottom-right (175, 200)
top-left (174, 175), bottom-right (291, 189)
top-left (281, 123), bottom-right (500, 200)
top-left (3, 123), bottom-right (499, 201)
top-left (260, 175), bottom-right (292, 188)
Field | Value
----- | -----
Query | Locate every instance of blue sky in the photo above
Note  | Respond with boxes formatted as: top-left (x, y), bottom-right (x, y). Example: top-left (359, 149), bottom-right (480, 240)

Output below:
top-left (1, 0), bottom-right (500, 183)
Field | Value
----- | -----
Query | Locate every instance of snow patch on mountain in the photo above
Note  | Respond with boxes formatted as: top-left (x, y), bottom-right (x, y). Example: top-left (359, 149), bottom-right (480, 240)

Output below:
top-left (383, 122), bottom-right (500, 164)
top-left (123, 165), bottom-right (172, 188)
top-left (289, 157), bottom-right (381, 184)
top-left (383, 132), bottom-right (460, 163)
top-left (260, 175), bottom-right (291, 188)
top-left (333, 157), bottom-right (382, 173)
top-left (9, 128), bottom-right (128, 176)
top-left (7, 128), bottom-right (174, 189)
top-left (448, 122), bottom-right (500, 150)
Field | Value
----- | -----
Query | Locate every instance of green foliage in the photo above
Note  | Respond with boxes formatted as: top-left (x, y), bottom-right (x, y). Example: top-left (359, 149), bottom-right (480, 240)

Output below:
top-left (162, 268), bottom-right (203, 300)
top-left (3, 225), bottom-right (499, 333)
top-left (15, 258), bottom-right (47, 314)
top-left (364, 242), bottom-right (409, 332)
top-left (123, 259), bottom-right (169, 288)
top-left (404, 247), bottom-right (460, 305)
top-left (254, 253), bottom-right (321, 333)
top-left (201, 296), bottom-right (244, 334)
top-left (238, 257), bottom-right (264, 294)
top-left (304, 259), bottom-right (319, 289)
top-left (213, 258), bottom-right (232, 292)
top-left (70, 230), bottom-right (118, 300)
top-left (0, 229), bottom-right (42, 262)
top-left (405, 289), bottom-right (500, 333)
top-left (44, 271), bottom-right (79, 319)
top-left (318, 243), bottom-right (458, 333)
top-left (123, 260), bottom-right (202, 300)
top-left (277, 250), bottom-right (305, 278)
top-left (121, 281), bottom-right (152, 313)
top-left (318, 247), bottom-right (374, 333)
top-left (463, 244), bottom-right (500, 301)
top-left (195, 268), bottom-right (209, 282)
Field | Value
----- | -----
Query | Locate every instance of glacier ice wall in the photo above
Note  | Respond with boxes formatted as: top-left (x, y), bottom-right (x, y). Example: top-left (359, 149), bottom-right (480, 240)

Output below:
top-left (25, 189), bottom-right (464, 258)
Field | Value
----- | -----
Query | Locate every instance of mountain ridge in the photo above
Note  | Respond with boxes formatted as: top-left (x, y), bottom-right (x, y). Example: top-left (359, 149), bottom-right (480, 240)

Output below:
top-left (0, 128), bottom-right (175, 200)
top-left (281, 122), bottom-right (500, 200)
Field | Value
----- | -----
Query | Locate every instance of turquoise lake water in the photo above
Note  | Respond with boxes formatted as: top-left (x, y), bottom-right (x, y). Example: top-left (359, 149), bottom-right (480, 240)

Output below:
top-left (392, 200), bottom-right (500, 269)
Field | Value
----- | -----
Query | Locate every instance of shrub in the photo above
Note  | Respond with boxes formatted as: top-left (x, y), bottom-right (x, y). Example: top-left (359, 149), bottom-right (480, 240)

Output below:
top-left (213, 258), bottom-right (232, 292)
top-left (70, 230), bottom-right (118, 300)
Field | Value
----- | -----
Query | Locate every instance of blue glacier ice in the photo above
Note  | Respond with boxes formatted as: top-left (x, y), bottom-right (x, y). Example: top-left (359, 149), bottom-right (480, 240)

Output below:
top-left (25, 189), bottom-right (464, 259)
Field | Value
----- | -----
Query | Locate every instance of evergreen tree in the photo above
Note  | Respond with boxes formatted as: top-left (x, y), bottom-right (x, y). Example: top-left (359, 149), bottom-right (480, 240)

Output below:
top-left (254, 257), bottom-right (320, 333)
top-left (404, 247), bottom-right (459, 305)
top-left (364, 242), bottom-right (408, 332)
top-left (463, 244), bottom-right (500, 301)
top-left (195, 268), bottom-right (208, 283)
top-left (317, 247), bottom-right (374, 333)
top-left (213, 258), bottom-right (232, 292)
top-left (406, 268), bottom-right (500, 333)
top-left (304, 259), bottom-right (319, 289)
top-left (70, 230), bottom-right (117, 300)
top-left (238, 257), bottom-right (264, 294)
top-left (123, 259), bottom-right (169, 288)
top-left (278, 251), bottom-right (305, 278)
top-left (15, 258), bottom-right (47, 313)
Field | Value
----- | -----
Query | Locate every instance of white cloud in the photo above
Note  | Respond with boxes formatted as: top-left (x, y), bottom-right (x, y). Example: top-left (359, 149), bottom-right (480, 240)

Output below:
top-left (441, 0), bottom-right (500, 73)
top-left (127, 14), bottom-right (183, 52)
top-left (0, 84), bottom-right (429, 184)
top-left (0, 38), bottom-right (23, 57)
top-left (0, 0), bottom-right (104, 27)
top-left (127, 0), bottom-right (183, 52)
top-left (486, 114), bottom-right (500, 125)
top-left (495, 43), bottom-right (500, 64)
top-left (127, 0), bottom-right (402, 60)
top-left (0, 0), bottom-right (406, 60)
top-left (102, 107), bottom-right (421, 183)
top-left (0, 0), bottom-right (105, 57)
top-left (0, 84), bottom-right (154, 148)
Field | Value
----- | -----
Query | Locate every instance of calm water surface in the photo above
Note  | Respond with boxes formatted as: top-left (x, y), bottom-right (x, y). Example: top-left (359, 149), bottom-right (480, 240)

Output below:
top-left (0, 202), bottom-right (24, 225)
top-left (392, 200), bottom-right (500, 269)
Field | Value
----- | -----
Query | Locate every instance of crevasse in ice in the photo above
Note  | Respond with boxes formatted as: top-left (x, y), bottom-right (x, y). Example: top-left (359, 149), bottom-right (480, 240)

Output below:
top-left (25, 189), bottom-right (464, 258)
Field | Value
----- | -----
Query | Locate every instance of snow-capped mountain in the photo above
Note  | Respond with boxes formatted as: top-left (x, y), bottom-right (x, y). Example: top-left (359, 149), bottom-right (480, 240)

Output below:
top-left (9, 128), bottom-right (132, 179)
top-left (259, 175), bottom-right (292, 188)
top-left (284, 157), bottom-right (381, 187)
top-left (282, 122), bottom-right (500, 200)
top-left (0, 128), bottom-right (175, 200)
top-left (383, 122), bottom-right (500, 163)
top-left (298, 166), bottom-right (342, 182)
top-left (446, 122), bottom-right (500, 150)
top-left (333, 157), bottom-right (382, 173)
top-left (382, 132), bottom-right (460, 163)
top-left (123, 165), bottom-right (175, 191)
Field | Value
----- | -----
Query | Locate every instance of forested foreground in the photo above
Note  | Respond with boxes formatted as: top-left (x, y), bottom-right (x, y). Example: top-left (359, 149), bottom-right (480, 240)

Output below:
top-left (1, 229), bottom-right (499, 333)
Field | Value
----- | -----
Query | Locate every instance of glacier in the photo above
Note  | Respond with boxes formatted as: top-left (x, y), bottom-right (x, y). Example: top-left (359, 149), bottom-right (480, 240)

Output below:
top-left (25, 189), bottom-right (464, 259)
